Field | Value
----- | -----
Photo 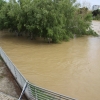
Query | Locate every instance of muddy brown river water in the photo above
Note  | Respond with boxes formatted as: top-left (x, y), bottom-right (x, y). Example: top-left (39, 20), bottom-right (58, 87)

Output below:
top-left (0, 21), bottom-right (100, 100)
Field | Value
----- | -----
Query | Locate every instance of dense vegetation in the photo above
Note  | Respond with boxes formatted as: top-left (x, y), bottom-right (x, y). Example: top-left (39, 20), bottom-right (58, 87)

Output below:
top-left (92, 9), bottom-right (100, 20)
top-left (0, 0), bottom-right (98, 43)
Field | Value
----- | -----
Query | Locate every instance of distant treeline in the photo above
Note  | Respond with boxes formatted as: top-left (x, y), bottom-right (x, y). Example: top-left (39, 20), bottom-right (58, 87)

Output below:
top-left (0, 0), bottom-right (98, 43)
top-left (92, 9), bottom-right (100, 20)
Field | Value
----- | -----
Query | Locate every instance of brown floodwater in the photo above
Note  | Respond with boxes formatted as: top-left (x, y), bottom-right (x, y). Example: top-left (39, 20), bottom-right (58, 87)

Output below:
top-left (0, 21), bottom-right (100, 100)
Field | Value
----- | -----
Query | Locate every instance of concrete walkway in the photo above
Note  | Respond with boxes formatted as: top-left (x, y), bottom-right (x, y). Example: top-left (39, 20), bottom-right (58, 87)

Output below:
top-left (0, 59), bottom-right (27, 100)
top-left (0, 92), bottom-right (18, 100)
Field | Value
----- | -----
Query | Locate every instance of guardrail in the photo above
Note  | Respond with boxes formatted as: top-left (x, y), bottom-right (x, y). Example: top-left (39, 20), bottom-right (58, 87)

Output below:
top-left (0, 47), bottom-right (76, 100)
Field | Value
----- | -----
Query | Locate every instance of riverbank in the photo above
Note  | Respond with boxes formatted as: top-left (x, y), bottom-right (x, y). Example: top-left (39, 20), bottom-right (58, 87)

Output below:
top-left (0, 58), bottom-right (27, 100)
top-left (92, 20), bottom-right (100, 35)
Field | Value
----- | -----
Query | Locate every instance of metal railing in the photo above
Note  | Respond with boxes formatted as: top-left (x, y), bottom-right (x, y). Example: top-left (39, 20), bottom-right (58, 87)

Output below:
top-left (0, 47), bottom-right (76, 100)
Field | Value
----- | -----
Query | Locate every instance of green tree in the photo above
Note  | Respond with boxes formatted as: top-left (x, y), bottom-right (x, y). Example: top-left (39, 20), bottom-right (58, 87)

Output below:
top-left (0, 0), bottom-right (98, 42)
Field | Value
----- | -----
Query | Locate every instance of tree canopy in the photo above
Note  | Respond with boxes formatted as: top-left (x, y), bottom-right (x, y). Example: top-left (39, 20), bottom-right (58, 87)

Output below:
top-left (92, 9), bottom-right (100, 20)
top-left (0, 0), bottom-right (97, 43)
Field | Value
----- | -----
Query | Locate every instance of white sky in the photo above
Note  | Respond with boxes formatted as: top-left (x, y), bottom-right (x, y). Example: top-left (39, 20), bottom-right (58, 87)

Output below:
top-left (5, 0), bottom-right (100, 6)
top-left (5, 0), bottom-right (100, 9)
top-left (77, 0), bottom-right (100, 7)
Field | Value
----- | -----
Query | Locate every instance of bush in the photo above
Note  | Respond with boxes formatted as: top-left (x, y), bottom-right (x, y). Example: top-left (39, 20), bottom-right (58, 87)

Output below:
top-left (0, 0), bottom-right (97, 43)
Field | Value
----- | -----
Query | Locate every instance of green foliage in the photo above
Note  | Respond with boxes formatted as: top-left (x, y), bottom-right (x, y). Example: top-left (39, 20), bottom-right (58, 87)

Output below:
top-left (92, 9), bottom-right (100, 21)
top-left (0, 0), bottom-right (6, 9)
top-left (0, 0), bottom-right (97, 43)
top-left (86, 28), bottom-right (98, 36)
top-left (93, 14), bottom-right (100, 20)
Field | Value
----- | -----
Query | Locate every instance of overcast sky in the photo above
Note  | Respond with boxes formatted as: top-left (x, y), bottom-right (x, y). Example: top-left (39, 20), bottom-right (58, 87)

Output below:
top-left (5, 0), bottom-right (100, 6)
top-left (5, 0), bottom-right (100, 9)
top-left (77, 0), bottom-right (100, 7)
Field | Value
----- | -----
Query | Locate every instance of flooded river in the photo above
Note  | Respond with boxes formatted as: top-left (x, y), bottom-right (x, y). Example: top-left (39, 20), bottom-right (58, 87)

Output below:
top-left (0, 21), bottom-right (100, 100)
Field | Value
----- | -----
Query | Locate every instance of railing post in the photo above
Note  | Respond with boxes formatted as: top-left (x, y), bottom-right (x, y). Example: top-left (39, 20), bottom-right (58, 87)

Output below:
top-left (18, 80), bottom-right (28, 100)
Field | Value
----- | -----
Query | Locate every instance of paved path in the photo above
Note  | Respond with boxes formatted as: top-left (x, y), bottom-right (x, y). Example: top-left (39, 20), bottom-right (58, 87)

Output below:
top-left (0, 59), bottom-right (27, 100)
top-left (0, 92), bottom-right (18, 100)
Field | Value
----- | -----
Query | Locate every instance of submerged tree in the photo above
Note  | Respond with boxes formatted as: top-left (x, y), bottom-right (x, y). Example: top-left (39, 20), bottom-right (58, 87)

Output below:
top-left (0, 0), bottom-right (98, 43)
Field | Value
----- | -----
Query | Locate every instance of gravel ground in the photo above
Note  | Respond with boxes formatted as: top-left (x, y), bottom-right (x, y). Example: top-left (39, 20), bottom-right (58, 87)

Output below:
top-left (0, 58), bottom-right (27, 100)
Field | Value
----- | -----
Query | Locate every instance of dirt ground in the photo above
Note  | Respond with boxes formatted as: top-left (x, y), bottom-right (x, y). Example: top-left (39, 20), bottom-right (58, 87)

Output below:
top-left (0, 58), bottom-right (27, 100)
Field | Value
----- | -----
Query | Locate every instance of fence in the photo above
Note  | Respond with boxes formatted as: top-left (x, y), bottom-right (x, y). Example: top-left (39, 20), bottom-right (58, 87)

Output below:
top-left (0, 47), bottom-right (76, 100)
